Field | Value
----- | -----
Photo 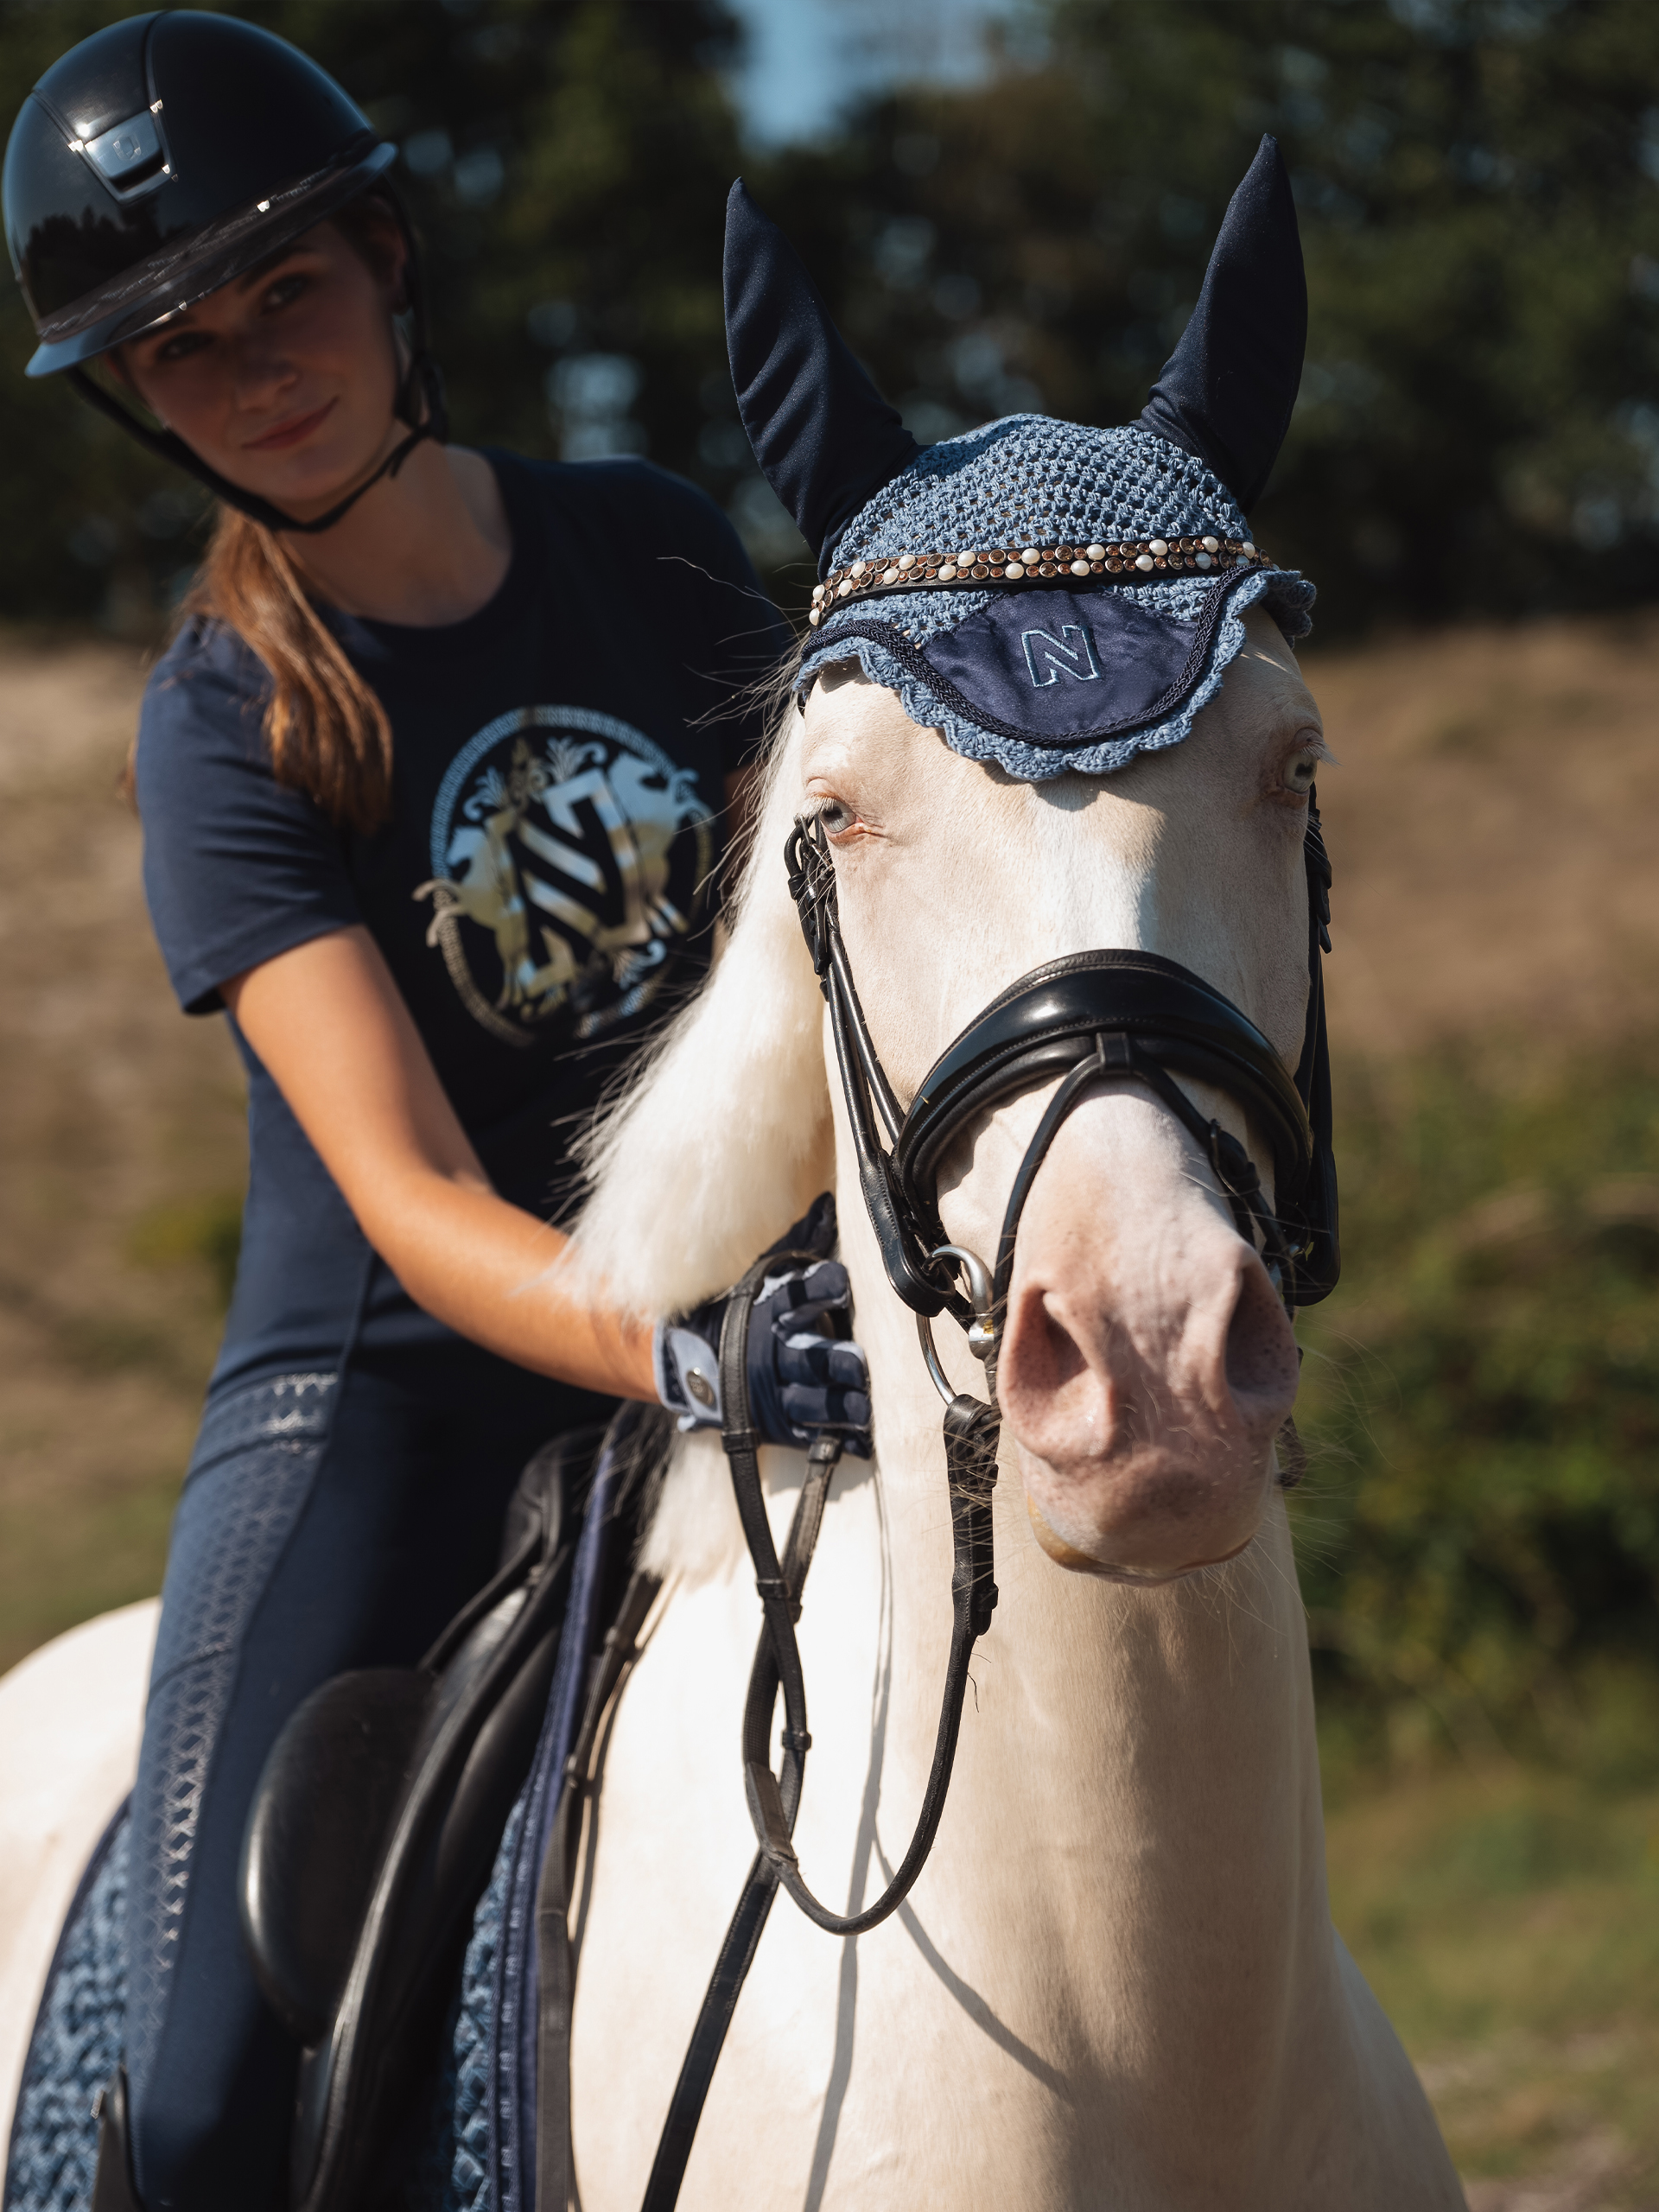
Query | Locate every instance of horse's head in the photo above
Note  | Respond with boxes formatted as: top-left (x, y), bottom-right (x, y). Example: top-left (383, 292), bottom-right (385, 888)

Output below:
top-left (797, 614), bottom-right (1319, 1580)
top-left (729, 140), bottom-right (1331, 1582)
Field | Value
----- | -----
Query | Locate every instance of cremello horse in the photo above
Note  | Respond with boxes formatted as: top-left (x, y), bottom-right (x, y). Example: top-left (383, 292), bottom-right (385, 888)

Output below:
top-left (556, 162), bottom-right (1463, 2203)
top-left (554, 615), bottom-right (1463, 2209)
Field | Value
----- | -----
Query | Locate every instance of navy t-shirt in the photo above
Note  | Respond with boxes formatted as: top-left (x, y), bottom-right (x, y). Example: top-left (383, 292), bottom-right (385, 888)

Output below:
top-left (137, 450), bottom-right (789, 1403)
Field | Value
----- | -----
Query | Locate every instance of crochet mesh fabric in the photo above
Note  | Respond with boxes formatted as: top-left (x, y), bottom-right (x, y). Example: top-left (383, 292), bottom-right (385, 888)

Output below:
top-left (798, 416), bottom-right (1315, 780)
top-left (3, 1808), bottom-right (128, 2212)
top-left (401, 1805), bottom-right (516, 2212)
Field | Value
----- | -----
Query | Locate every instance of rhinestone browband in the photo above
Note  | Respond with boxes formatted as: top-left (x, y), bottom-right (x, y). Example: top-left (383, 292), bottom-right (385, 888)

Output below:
top-left (808, 533), bottom-right (1269, 626)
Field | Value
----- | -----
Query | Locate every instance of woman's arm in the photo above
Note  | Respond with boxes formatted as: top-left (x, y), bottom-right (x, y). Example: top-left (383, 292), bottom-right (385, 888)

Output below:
top-left (223, 923), bottom-right (658, 1400)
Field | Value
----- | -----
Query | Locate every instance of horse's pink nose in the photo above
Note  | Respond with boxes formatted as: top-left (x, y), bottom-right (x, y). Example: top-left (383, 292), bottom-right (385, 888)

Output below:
top-left (996, 1205), bottom-right (1302, 1580)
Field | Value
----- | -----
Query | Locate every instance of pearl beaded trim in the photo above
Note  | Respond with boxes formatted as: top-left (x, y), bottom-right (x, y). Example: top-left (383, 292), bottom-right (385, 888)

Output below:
top-left (809, 533), bottom-right (1268, 626)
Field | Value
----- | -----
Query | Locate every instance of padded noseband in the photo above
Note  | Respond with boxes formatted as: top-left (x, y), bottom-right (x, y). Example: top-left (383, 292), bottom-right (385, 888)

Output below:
top-left (898, 946), bottom-right (1313, 1255)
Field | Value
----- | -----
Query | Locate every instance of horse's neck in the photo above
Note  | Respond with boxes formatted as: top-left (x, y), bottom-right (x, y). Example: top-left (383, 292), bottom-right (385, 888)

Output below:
top-left (841, 1172), bottom-right (1339, 2123)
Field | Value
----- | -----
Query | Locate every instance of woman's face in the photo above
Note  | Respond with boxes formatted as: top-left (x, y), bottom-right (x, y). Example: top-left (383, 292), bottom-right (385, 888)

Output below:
top-left (120, 218), bottom-right (405, 518)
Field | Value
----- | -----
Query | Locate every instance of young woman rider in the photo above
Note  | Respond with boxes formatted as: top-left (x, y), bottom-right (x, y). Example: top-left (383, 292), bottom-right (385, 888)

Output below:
top-left (3, 15), bottom-right (868, 2207)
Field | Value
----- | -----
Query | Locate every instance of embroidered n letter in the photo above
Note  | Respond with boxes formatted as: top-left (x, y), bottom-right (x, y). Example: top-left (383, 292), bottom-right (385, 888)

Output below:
top-left (1021, 625), bottom-right (1101, 687)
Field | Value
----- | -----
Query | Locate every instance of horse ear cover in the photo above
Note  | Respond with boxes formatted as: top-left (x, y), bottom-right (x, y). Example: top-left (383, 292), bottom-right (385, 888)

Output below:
top-left (1136, 136), bottom-right (1306, 513)
top-left (764, 137), bottom-right (1315, 782)
top-left (724, 178), bottom-right (920, 572)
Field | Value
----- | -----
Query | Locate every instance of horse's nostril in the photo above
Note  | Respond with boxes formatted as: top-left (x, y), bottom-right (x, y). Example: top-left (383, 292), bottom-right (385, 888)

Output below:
top-left (1027, 1293), bottom-right (1088, 1399)
top-left (997, 1284), bottom-right (1115, 1464)
top-left (1224, 1262), bottom-right (1300, 1417)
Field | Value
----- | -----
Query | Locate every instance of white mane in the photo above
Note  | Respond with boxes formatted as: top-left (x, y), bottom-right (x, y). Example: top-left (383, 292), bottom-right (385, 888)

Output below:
top-left (569, 705), bottom-right (833, 1317)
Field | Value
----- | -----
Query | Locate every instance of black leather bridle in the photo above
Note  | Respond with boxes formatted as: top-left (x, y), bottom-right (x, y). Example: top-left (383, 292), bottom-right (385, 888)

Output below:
top-left (628, 796), bottom-right (1339, 2211)
top-left (788, 799), bottom-right (1338, 1339)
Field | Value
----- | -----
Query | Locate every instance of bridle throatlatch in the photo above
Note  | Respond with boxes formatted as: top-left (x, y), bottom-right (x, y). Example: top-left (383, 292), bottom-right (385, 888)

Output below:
top-left (639, 802), bottom-right (1338, 2212)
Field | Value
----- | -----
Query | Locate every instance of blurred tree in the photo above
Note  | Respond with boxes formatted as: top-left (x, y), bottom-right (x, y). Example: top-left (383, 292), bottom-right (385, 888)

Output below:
top-left (3, 0), bottom-right (1657, 633)
top-left (754, 0), bottom-right (1659, 631)
top-left (0, 0), bottom-right (745, 626)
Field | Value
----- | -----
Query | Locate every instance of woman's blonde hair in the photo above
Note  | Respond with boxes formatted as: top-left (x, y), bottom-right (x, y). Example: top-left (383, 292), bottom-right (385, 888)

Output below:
top-left (171, 192), bottom-right (411, 833)
top-left (182, 505), bottom-right (393, 830)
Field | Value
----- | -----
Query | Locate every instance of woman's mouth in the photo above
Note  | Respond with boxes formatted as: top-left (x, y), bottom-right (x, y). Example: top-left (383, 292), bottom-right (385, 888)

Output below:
top-left (243, 398), bottom-right (336, 453)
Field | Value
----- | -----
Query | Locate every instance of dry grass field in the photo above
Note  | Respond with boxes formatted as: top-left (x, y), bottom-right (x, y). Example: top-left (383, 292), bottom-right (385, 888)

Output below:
top-left (0, 632), bottom-right (245, 1668)
top-left (2, 610), bottom-right (1656, 2202)
top-left (1310, 611), bottom-right (1659, 1060)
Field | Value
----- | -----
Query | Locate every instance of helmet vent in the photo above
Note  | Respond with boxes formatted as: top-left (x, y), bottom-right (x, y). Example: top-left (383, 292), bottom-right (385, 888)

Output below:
top-left (79, 110), bottom-right (168, 199)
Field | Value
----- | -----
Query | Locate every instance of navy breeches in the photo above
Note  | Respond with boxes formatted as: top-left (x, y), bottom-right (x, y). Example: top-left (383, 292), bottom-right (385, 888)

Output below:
top-left (124, 1361), bottom-right (611, 2211)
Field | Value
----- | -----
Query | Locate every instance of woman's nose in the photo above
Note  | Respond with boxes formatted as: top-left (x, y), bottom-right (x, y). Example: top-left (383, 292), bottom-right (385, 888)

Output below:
top-left (230, 333), bottom-right (297, 410)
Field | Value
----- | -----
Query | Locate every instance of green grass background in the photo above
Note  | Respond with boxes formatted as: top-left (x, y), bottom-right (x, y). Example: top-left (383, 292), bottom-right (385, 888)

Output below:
top-left (1293, 1046), bottom-right (1659, 2201)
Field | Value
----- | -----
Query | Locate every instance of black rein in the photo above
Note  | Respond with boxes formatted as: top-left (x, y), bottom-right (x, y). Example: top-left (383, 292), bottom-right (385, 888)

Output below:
top-left (636, 1246), bottom-right (1001, 2210)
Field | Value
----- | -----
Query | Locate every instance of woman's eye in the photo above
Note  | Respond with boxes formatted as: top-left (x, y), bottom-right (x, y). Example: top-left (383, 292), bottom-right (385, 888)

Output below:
top-left (153, 328), bottom-right (208, 364)
top-left (263, 273), bottom-right (308, 313)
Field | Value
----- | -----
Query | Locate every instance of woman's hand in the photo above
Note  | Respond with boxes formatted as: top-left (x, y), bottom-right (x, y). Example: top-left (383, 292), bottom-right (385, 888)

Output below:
top-left (224, 923), bottom-right (659, 1400)
top-left (655, 1195), bottom-right (874, 1455)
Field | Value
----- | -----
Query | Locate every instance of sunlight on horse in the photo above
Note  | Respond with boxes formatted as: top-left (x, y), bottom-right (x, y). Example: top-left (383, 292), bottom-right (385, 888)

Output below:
top-left (0, 620), bottom-right (1464, 2209)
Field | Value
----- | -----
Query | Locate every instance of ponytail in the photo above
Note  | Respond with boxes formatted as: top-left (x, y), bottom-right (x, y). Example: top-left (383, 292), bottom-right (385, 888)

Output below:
top-left (183, 507), bottom-right (393, 831)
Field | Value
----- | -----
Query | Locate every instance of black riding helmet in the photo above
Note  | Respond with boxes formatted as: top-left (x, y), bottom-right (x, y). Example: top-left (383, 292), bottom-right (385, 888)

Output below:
top-left (3, 9), bottom-right (447, 532)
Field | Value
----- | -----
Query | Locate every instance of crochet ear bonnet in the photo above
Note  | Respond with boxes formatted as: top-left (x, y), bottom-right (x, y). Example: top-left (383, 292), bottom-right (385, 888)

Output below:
top-left (723, 137), bottom-right (1314, 780)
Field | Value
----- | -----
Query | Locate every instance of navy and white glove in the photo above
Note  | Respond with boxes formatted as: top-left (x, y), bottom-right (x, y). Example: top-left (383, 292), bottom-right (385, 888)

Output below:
top-left (653, 1194), bottom-right (873, 1458)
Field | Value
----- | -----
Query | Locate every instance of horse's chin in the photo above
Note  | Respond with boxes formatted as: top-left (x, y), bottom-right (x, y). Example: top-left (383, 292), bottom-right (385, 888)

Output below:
top-left (1019, 1458), bottom-right (1267, 1583)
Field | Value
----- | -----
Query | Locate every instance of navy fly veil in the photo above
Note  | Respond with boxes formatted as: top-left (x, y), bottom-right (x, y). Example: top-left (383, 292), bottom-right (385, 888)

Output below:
top-left (723, 137), bottom-right (1316, 779)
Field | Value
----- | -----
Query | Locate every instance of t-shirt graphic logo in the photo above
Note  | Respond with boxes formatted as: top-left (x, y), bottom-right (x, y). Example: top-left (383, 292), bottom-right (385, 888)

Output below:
top-left (415, 706), bottom-right (713, 1048)
top-left (1022, 624), bottom-right (1101, 687)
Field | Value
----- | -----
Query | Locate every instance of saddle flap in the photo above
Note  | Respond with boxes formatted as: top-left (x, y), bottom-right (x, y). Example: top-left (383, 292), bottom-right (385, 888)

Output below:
top-left (276, 1412), bottom-right (671, 2212)
top-left (239, 1668), bottom-right (433, 2044)
top-left (239, 1567), bottom-right (540, 2051)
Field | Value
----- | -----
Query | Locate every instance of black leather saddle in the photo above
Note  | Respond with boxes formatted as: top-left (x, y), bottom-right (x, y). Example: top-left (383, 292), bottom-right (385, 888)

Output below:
top-left (87, 1414), bottom-right (594, 2212)
top-left (231, 1421), bottom-right (601, 2211)
top-left (238, 1406), bottom-right (662, 2212)
top-left (86, 1407), bottom-right (667, 2212)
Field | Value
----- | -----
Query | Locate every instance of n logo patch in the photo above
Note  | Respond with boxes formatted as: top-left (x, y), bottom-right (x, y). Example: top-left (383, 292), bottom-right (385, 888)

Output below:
top-left (914, 583), bottom-right (1206, 748)
top-left (1021, 624), bottom-right (1101, 687)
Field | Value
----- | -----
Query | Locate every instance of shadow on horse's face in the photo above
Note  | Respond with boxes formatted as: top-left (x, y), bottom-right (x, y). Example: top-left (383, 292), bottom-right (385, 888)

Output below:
top-left (799, 606), bottom-right (1326, 1580)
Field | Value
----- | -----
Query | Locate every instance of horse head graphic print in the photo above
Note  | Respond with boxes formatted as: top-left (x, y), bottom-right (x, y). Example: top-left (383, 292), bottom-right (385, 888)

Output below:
top-left (416, 707), bottom-right (715, 1049)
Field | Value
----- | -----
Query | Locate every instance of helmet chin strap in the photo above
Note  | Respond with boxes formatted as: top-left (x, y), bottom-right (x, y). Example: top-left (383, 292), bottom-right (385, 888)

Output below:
top-left (67, 354), bottom-right (448, 535)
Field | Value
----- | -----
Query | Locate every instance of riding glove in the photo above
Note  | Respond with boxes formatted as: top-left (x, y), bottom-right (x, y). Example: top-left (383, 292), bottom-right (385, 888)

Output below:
top-left (652, 1193), bottom-right (873, 1457)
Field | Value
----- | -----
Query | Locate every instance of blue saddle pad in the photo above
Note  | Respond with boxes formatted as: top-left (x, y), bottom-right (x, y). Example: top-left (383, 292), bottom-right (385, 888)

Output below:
top-left (6, 1424), bottom-right (625, 2212)
top-left (3, 1786), bottom-right (543, 2212)
top-left (404, 1802), bottom-right (519, 2212)
top-left (4, 1807), bottom-right (129, 2212)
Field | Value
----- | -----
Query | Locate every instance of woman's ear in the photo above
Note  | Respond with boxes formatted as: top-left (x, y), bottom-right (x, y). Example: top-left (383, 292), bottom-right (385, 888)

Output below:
top-left (384, 226), bottom-right (411, 317)
top-left (99, 346), bottom-right (167, 429)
